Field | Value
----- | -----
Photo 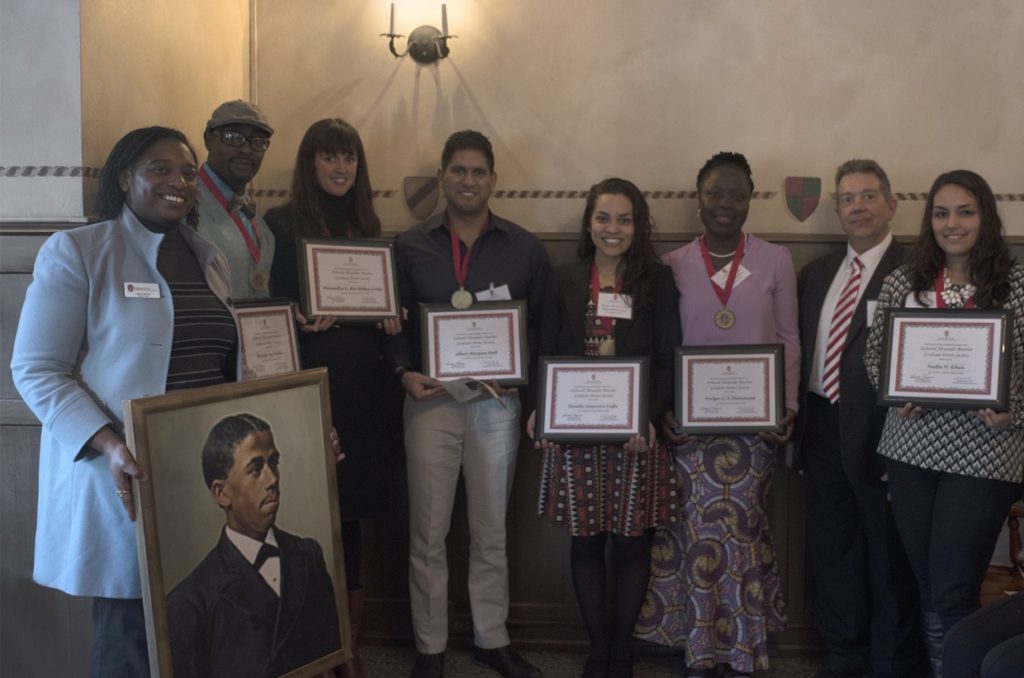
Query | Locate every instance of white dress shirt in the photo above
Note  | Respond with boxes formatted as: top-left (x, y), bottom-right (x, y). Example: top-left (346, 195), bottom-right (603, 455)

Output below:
top-left (225, 525), bottom-right (281, 595)
top-left (810, 233), bottom-right (893, 397)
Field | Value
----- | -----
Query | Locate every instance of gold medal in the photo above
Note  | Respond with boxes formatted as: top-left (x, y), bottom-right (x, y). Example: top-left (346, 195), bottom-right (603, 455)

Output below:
top-left (597, 338), bottom-right (616, 356)
top-left (451, 288), bottom-right (473, 310)
top-left (714, 308), bottom-right (735, 330)
top-left (250, 268), bottom-right (269, 292)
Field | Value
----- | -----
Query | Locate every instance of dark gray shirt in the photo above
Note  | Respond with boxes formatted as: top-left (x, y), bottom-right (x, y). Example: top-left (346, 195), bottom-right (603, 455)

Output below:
top-left (386, 211), bottom-right (552, 373)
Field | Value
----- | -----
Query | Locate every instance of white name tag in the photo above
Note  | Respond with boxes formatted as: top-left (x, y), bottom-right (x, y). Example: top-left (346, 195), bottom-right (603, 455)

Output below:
top-left (597, 291), bottom-right (633, 320)
top-left (124, 282), bottom-right (160, 298)
top-left (866, 299), bottom-right (878, 327)
top-left (475, 283), bottom-right (512, 302)
top-left (711, 264), bottom-right (751, 289)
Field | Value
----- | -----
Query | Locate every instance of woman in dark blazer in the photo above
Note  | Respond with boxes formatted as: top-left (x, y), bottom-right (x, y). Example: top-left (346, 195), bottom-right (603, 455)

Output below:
top-left (264, 118), bottom-right (401, 678)
top-left (531, 177), bottom-right (680, 678)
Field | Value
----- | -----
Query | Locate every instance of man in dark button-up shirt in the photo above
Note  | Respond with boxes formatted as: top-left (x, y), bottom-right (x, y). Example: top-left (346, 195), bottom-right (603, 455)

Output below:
top-left (388, 130), bottom-right (550, 678)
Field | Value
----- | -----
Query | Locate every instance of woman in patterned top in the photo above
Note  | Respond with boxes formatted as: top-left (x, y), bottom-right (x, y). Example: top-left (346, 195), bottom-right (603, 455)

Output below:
top-left (864, 169), bottom-right (1024, 678)
top-left (11, 127), bottom-right (237, 676)
top-left (531, 178), bottom-right (681, 678)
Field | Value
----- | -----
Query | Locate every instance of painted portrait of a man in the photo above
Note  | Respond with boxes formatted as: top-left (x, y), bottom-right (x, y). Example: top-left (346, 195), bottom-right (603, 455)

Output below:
top-left (165, 413), bottom-right (341, 677)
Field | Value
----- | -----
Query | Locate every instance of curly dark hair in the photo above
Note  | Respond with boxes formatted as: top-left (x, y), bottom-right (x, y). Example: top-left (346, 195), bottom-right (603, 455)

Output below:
top-left (576, 177), bottom-right (660, 309)
top-left (909, 170), bottom-right (1014, 308)
top-left (201, 413), bottom-right (271, 489)
top-left (285, 118), bottom-right (381, 238)
top-left (696, 151), bottom-right (754, 193)
top-left (95, 126), bottom-right (199, 226)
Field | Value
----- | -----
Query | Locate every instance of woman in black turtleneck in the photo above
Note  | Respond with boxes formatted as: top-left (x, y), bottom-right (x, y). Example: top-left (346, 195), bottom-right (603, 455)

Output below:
top-left (265, 118), bottom-right (398, 678)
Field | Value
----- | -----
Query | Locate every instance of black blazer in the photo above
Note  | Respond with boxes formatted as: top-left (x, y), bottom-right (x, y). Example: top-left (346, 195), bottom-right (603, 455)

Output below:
top-left (540, 258), bottom-right (681, 423)
top-left (793, 241), bottom-right (906, 481)
top-left (166, 527), bottom-right (341, 678)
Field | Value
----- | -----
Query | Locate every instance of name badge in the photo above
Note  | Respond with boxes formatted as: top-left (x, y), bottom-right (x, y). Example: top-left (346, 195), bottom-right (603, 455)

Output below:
top-left (866, 299), bottom-right (878, 327)
top-left (711, 264), bottom-right (751, 288)
top-left (124, 282), bottom-right (160, 298)
top-left (597, 292), bottom-right (633, 320)
top-left (475, 283), bottom-right (512, 302)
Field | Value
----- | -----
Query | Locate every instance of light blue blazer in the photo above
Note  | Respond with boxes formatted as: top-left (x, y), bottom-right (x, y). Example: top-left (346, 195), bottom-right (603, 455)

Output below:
top-left (11, 207), bottom-right (233, 598)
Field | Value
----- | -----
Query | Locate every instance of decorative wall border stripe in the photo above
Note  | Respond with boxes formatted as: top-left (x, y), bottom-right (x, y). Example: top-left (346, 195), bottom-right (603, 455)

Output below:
top-left (3, 170), bottom-right (1024, 203)
top-left (1, 166), bottom-right (101, 178)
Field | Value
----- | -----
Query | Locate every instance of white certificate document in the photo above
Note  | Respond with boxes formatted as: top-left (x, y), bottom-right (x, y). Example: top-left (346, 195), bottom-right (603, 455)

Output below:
top-left (422, 302), bottom-right (527, 384)
top-left (304, 239), bottom-right (399, 319)
top-left (236, 304), bottom-right (300, 380)
top-left (537, 358), bottom-right (647, 442)
top-left (675, 345), bottom-right (784, 433)
top-left (888, 317), bottom-right (999, 400)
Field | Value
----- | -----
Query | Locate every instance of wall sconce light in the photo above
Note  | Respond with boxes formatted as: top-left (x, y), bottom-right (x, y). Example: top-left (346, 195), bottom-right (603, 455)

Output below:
top-left (381, 3), bottom-right (456, 65)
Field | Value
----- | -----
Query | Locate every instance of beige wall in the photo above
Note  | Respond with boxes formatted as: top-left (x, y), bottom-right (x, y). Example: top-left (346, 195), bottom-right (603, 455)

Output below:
top-left (79, 0), bottom-right (251, 213)
top-left (0, 0), bottom-right (84, 220)
top-left (254, 0), bottom-right (1024, 238)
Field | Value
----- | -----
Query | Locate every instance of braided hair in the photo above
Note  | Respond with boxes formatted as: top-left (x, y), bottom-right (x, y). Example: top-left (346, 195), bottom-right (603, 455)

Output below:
top-left (95, 126), bottom-right (199, 226)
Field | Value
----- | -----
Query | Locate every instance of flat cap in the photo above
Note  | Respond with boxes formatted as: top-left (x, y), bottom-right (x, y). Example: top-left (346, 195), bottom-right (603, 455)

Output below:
top-left (205, 100), bottom-right (274, 135)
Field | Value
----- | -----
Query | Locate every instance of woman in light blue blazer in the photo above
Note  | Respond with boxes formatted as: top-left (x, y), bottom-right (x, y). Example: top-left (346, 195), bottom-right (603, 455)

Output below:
top-left (11, 127), bottom-right (237, 676)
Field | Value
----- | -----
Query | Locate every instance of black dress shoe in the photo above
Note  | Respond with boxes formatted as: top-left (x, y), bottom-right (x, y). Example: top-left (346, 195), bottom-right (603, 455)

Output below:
top-left (472, 645), bottom-right (542, 678)
top-left (409, 651), bottom-right (445, 678)
top-left (582, 657), bottom-right (609, 678)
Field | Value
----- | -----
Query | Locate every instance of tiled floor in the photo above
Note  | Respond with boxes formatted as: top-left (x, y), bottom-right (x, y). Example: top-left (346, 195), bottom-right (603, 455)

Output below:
top-left (359, 645), bottom-right (833, 677)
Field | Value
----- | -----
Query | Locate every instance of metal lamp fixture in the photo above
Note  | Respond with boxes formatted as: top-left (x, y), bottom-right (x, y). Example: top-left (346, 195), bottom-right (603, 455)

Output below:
top-left (381, 3), bottom-right (456, 64)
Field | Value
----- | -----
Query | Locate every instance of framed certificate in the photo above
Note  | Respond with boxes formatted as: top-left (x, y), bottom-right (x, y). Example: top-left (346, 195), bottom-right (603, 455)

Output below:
top-left (232, 297), bottom-right (301, 380)
top-left (299, 238), bottom-right (400, 321)
top-left (675, 344), bottom-right (785, 434)
top-left (419, 301), bottom-right (528, 386)
top-left (878, 308), bottom-right (1012, 410)
top-left (536, 357), bottom-right (649, 443)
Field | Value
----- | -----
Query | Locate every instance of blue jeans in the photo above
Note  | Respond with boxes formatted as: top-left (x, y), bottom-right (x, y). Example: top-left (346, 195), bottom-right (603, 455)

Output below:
top-left (91, 597), bottom-right (149, 678)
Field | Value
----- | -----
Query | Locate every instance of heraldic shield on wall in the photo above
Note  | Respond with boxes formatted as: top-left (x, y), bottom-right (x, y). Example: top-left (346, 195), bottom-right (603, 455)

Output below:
top-left (403, 176), bottom-right (439, 220)
top-left (784, 176), bottom-right (821, 222)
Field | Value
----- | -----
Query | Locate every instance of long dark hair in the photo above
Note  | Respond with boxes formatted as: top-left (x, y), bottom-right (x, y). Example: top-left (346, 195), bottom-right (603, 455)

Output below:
top-left (288, 118), bottom-right (380, 238)
top-left (95, 126), bottom-right (199, 225)
top-left (909, 170), bottom-right (1013, 308)
top-left (576, 177), bottom-right (660, 308)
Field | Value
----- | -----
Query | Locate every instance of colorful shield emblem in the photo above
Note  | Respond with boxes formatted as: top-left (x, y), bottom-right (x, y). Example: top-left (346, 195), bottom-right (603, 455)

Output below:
top-left (784, 176), bottom-right (821, 222)
top-left (403, 176), bottom-right (439, 221)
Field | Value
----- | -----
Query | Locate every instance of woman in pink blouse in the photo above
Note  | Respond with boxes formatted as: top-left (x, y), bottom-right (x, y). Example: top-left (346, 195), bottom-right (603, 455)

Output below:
top-left (634, 152), bottom-right (800, 678)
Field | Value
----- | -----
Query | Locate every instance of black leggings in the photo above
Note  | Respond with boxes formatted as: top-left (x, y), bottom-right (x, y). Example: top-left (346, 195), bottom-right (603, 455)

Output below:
top-left (570, 530), bottom-right (653, 660)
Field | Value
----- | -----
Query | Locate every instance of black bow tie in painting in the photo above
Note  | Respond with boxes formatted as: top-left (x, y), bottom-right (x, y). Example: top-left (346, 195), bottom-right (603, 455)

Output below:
top-left (253, 542), bottom-right (280, 570)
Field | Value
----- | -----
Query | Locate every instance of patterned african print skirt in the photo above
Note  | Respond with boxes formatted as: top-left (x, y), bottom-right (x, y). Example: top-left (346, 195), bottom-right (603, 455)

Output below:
top-left (634, 435), bottom-right (786, 673)
top-left (538, 442), bottom-right (680, 537)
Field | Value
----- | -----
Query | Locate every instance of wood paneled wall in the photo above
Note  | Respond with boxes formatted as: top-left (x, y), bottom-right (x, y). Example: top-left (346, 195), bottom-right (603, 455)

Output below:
top-left (3, 227), bottom-right (1021, 676)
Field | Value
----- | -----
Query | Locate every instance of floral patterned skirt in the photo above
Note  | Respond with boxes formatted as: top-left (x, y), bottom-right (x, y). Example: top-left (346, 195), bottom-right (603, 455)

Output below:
top-left (633, 435), bottom-right (787, 673)
top-left (538, 442), bottom-right (680, 537)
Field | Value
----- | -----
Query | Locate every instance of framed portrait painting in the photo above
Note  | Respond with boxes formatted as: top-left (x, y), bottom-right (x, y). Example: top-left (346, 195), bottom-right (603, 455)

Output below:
top-left (124, 368), bottom-right (351, 677)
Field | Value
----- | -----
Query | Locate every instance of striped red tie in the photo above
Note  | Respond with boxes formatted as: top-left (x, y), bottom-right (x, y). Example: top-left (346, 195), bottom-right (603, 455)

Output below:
top-left (822, 256), bottom-right (864, 403)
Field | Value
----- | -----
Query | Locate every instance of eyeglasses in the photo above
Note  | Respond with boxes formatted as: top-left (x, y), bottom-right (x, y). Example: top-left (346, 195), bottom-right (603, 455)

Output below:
top-left (214, 128), bottom-right (271, 152)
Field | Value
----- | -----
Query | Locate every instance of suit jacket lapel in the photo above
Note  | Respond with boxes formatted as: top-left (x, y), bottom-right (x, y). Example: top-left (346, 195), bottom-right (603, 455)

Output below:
top-left (846, 241), bottom-right (901, 346)
top-left (564, 261), bottom-right (590, 354)
top-left (272, 531), bottom-right (309, 658)
top-left (215, 532), bottom-right (279, 630)
top-left (808, 252), bottom-right (845, 354)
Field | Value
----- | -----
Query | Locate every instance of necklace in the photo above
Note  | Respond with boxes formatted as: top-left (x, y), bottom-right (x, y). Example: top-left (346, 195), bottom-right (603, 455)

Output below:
top-left (708, 249), bottom-right (736, 259)
top-left (939, 270), bottom-right (976, 308)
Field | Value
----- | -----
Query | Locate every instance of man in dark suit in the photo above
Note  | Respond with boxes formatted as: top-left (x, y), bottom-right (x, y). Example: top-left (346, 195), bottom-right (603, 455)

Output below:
top-left (167, 413), bottom-right (341, 678)
top-left (794, 160), bottom-right (922, 678)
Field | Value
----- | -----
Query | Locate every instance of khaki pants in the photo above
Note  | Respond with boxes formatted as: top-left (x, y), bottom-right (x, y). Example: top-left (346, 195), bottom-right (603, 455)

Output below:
top-left (403, 393), bottom-right (521, 653)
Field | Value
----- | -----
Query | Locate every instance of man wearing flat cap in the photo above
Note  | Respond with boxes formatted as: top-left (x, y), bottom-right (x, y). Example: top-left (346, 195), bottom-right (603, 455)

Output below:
top-left (197, 100), bottom-right (276, 300)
